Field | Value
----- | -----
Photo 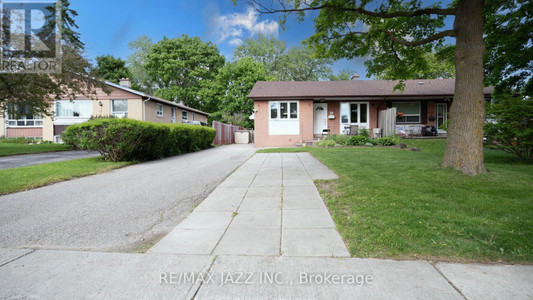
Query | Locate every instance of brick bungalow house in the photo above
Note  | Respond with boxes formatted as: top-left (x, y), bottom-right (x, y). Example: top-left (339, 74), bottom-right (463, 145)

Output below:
top-left (0, 79), bottom-right (209, 142)
top-left (248, 79), bottom-right (493, 147)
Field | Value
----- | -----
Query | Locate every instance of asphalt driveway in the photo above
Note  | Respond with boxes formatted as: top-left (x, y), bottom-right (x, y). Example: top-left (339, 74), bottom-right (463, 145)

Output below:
top-left (0, 150), bottom-right (100, 170)
top-left (0, 144), bottom-right (256, 252)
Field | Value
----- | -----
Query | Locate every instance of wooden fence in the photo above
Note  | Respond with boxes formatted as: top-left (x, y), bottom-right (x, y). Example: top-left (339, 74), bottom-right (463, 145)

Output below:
top-left (212, 121), bottom-right (246, 145)
top-left (378, 107), bottom-right (397, 137)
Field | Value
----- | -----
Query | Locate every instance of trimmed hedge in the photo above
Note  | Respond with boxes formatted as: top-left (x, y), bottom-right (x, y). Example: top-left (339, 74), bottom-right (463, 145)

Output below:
top-left (344, 135), bottom-right (369, 146)
top-left (61, 118), bottom-right (216, 161)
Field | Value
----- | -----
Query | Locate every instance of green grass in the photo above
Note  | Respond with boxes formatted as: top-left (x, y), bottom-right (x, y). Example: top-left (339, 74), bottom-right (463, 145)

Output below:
top-left (266, 140), bottom-right (533, 263)
top-left (0, 157), bottom-right (131, 195)
top-left (0, 143), bottom-right (71, 156)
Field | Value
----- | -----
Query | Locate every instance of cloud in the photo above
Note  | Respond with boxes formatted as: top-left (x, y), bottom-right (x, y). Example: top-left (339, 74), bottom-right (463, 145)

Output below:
top-left (210, 7), bottom-right (279, 44)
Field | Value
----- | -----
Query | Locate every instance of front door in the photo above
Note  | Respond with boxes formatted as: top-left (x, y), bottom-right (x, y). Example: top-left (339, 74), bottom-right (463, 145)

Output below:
top-left (435, 103), bottom-right (447, 133)
top-left (314, 103), bottom-right (328, 134)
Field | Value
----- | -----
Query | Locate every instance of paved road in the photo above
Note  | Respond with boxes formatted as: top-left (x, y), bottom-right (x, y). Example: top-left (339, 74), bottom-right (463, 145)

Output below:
top-left (0, 150), bottom-right (100, 170)
top-left (0, 144), bottom-right (256, 252)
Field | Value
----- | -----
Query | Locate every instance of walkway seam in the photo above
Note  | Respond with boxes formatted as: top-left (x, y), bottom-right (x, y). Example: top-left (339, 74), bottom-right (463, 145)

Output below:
top-left (279, 153), bottom-right (284, 256)
top-left (208, 153), bottom-right (267, 255)
top-left (189, 255), bottom-right (218, 300)
top-left (0, 249), bottom-right (36, 268)
top-left (430, 262), bottom-right (468, 300)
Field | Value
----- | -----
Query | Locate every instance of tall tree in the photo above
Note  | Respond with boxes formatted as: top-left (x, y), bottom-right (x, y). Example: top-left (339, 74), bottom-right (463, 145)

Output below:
top-left (375, 51), bottom-right (455, 80)
top-left (127, 35), bottom-right (154, 94)
top-left (484, 0), bottom-right (532, 97)
top-left (95, 55), bottom-right (131, 84)
top-left (204, 58), bottom-right (271, 128)
top-left (246, 0), bottom-right (496, 176)
top-left (234, 34), bottom-right (286, 76)
top-left (328, 69), bottom-right (355, 81)
top-left (145, 35), bottom-right (225, 109)
top-left (0, 0), bottom-right (104, 116)
top-left (234, 35), bottom-right (333, 81)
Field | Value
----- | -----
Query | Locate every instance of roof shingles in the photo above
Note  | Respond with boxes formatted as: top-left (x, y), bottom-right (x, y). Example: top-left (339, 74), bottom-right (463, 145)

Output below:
top-left (248, 79), bottom-right (493, 99)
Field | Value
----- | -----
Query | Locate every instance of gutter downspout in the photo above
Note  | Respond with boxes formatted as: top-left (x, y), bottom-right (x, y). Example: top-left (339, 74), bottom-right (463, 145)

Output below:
top-left (142, 97), bottom-right (150, 121)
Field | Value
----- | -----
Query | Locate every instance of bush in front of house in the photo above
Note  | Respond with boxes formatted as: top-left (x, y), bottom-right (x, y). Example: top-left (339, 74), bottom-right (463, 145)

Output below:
top-left (61, 118), bottom-right (216, 162)
top-left (484, 94), bottom-right (533, 161)
top-left (358, 128), bottom-right (370, 137)
top-left (377, 135), bottom-right (401, 146)
top-left (344, 135), bottom-right (369, 146)
top-left (316, 139), bottom-right (336, 147)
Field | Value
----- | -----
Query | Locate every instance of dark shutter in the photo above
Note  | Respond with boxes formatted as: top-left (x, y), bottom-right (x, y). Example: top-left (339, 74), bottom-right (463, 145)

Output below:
top-left (420, 101), bottom-right (427, 124)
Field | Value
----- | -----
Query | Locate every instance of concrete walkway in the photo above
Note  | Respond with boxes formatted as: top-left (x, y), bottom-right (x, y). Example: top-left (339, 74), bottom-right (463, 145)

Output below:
top-left (148, 153), bottom-right (348, 257)
top-left (0, 150), bottom-right (100, 170)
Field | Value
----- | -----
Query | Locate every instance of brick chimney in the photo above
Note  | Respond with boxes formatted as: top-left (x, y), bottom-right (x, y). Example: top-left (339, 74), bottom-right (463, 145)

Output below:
top-left (351, 73), bottom-right (359, 80)
top-left (119, 78), bottom-right (131, 88)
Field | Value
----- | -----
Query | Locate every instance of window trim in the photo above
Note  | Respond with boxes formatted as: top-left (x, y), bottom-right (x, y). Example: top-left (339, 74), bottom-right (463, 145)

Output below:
top-left (171, 107), bottom-right (176, 123)
top-left (110, 99), bottom-right (128, 117)
top-left (393, 101), bottom-right (421, 124)
top-left (269, 101), bottom-right (299, 120)
top-left (55, 100), bottom-right (93, 119)
top-left (339, 102), bottom-right (370, 125)
top-left (5, 105), bottom-right (43, 128)
top-left (156, 103), bottom-right (164, 117)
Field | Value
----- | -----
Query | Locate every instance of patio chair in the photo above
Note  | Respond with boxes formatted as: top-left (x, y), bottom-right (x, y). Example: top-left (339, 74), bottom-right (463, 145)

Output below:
top-left (348, 125), bottom-right (359, 136)
top-left (321, 128), bottom-right (330, 139)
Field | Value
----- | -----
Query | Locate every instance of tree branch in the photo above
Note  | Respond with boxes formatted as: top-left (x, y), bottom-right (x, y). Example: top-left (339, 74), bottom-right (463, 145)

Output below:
top-left (248, 1), bottom-right (456, 18)
top-left (380, 29), bottom-right (455, 46)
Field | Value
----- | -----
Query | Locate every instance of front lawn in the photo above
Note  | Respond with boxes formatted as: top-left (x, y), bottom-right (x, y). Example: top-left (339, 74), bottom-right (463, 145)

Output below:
top-left (261, 140), bottom-right (533, 263)
top-left (0, 142), bottom-right (71, 156)
top-left (0, 157), bottom-right (131, 195)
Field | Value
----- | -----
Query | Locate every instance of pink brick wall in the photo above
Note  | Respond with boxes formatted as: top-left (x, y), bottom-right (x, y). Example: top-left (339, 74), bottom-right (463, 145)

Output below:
top-left (254, 100), bottom-right (314, 147)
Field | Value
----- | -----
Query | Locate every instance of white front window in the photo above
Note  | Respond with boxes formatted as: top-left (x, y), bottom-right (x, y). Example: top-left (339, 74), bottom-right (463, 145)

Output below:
top-left (182, 111), bottom-right (188, 122)
top-left (340, 102), bottom-right (369, 134)
top-left (55, 100), bottom-right (92, 118)
top-left (156, 104), bottom-right (164, 116)
top-left (111, 100), bottom-right (128, 118)
top-left (268, 100), bottom-right (299, 135)
top-left (6, 104), bottom-right (43, 127)
top-left (270, 101), bottom-right (298, 120)
top-left (393, 101), bottom-right (421, 123)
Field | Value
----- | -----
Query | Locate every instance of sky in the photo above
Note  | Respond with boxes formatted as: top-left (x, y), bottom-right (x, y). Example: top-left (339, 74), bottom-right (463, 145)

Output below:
top-left (70, 0), bottom-right (454, 79)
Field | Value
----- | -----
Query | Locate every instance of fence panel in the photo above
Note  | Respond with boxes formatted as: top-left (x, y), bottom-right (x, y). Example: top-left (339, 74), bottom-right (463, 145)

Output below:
top-left (212, 121), bottom-right (245, 145)
top-left (379, 107), bottom-right (397, 137)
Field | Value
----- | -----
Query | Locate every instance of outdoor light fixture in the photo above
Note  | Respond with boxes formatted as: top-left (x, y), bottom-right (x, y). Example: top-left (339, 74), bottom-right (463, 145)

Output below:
top-left (98, 101), bottom-right (103, 107)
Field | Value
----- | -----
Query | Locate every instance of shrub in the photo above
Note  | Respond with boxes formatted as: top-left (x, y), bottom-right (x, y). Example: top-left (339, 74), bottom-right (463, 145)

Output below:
top-left (344, 135), bottom-right (369, 146)
top-left (358, 128), bottom-right (370, 137)
top-left (61, 118), bottom-right (216, 162)
top-left (327, 134), bottom-right (348, 145)
top-left (368, 139), bottom-right (379, 146)
top-left (485, 95), bottom-right (533, 161)
top-left (377, 135), bottom-right (401, 146)
top-left (316, 139), bottom-right (336, 147)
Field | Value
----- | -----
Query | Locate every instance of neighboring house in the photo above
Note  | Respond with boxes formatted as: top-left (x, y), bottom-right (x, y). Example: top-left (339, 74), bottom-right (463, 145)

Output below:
top-left (0, 78), bottom-right (209, 142)
top-left (248, 79), bottom-right (493, 147)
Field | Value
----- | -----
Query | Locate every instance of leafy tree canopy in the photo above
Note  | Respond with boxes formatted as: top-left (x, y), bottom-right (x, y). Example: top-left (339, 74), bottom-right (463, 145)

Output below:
top-left (234, 34), bottom-right (335, 81)
top-left (0, 0), bottom-right (104, 117)
top-left (145, 35), bottom-right (225, 110)
top-left (127, 35), bottom-right (154, 94)
top-left (375, 51), bottom-right (455, 80)
top-left (484, 0), bottom-right (532, 96)
top-left (95, 55), bottom-right (131, 84)
top-left (203, 58), bottom-right (272, 127)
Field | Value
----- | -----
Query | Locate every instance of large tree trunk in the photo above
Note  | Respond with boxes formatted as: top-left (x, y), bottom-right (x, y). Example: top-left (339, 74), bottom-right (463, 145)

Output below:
top-left (442, 0), bottom-right (487, 176)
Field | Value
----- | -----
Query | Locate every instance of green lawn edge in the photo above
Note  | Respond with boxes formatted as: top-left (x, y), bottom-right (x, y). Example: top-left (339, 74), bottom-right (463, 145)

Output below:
top-left (0, 156), bottom-right (132, 195)
top-left (0, 143), bottom-right (72, 157)
top-left (260, 140), bottom-right (533, 263)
